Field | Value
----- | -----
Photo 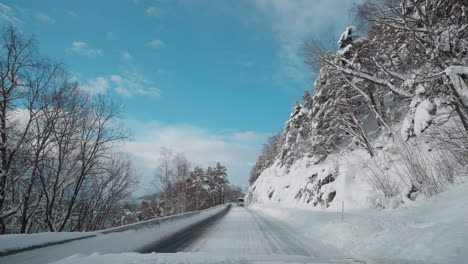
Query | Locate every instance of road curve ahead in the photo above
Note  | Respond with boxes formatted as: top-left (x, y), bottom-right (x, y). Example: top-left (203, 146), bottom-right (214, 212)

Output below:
top-left (180, 206), bottom-right (331, 257)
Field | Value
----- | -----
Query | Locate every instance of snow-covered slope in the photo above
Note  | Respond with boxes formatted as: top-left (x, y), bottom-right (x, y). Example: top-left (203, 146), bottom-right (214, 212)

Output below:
top-left (246, 149), bottom-right (374, 211)
top-left (246, 126), bottom-right (467, 211)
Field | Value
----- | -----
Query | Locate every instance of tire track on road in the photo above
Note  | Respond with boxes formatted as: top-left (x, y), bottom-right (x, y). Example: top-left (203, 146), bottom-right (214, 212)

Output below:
top-left (247, 208), bottom-right (312, 256)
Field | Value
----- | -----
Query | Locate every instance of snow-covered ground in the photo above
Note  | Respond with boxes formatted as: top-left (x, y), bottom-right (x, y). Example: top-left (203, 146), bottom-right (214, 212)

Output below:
top-left (0, 205), bottom-right (227, 264)
top-left (252, 181), bottom-right (468, 264)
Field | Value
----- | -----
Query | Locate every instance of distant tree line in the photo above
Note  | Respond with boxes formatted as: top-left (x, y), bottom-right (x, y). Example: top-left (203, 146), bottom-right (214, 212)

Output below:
top-left (116, 148), bottom-right (243, 225)
top-left (0, 26), bottom-right (138, 234)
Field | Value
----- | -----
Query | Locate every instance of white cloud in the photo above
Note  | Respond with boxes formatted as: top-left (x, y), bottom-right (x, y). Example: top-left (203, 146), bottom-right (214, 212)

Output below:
top-left (111, 71), bottom-right (161, 99)
top-left (80, 76), bottom-right (110, 95)
top-left (251, 0), bottom-right (356, 84)
top-left (35, 12), bottom-right (55, 24)
top-left (115, 86), bottom-right (132, 97)
top-left (122, 51), bottom-right (133, 60)
top-left (0, 3), bottom-right (22, 25)
top-left (145, 6), bottom-right (157, 16)
top-left (136, 88), bottom-right (160, 98)
top-left (80, 70), bottom-right (160, 99)
top-left (70, 41), bottom-right (102, 56)
top-left (147, 39), bottom-right (165, 48)
top-left (0, 3), bottom-right (12, 13)
top-left (233, 131), bottom-right (271, 143)
top-left (122, 121), bottom-right (267, 192)
top-left (110, 74), bottom-right (132, 97)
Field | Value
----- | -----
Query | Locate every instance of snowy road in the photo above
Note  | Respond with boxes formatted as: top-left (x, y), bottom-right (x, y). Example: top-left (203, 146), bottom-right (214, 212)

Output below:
top-left (1, 206), bottom-right (340, 264)
top-left (1, 205), bottom-right (443, 264)
top-left (182, 206), bottom-right (328, 256)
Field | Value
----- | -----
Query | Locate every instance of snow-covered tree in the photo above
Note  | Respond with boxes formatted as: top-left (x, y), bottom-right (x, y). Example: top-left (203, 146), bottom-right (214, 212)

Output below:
top-left (279, 99), bottom-right (313, 167)
top-left (249, 133), bottom-right (282, 185)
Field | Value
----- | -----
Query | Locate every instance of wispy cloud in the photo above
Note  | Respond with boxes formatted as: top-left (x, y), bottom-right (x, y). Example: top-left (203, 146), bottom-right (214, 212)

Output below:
top-left (80, 77), bottom-right (110, 95)
top-left (80, 69), bottom-right (160, 99)
top-left (251, 0), bottom-right (356, 84)
top-left (147, 39), bottom-right (165, 48)
top-left (0, 3), bottom-right (22, 25)
top-left (35, 12), bottom-right (55, 24)
top-left (232, 131), bottom-right (270, 143)
top-left (145, 6), bottom-right (157, 16)
top-left (114, 86), bottom-right (132, 97)
top-left (69, 41), bottom-right (102, 56)
top-left (110, 70), bottom-right (161, 99)
top-left (136, 87), bottom-right (160, 98)
top-left (122, 51), bottom-right (133, 60)
top-left (68, 11), bottom-right (78, 17)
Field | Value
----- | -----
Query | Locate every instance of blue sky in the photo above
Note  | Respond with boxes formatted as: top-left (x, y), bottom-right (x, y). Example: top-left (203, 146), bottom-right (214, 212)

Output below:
top-left (0, 0), bottom-right (357, 192)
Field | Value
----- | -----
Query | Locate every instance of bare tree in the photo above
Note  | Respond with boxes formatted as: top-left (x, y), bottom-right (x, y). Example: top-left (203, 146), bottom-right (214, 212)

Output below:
top-left (172, 153), bottom-right (190, 213)
top-left (0, 25), bottom-right (138, 234)
top-left (153, 147), bottom-right (175, 215)
top-left (0, 25), bottom-right (60, 233)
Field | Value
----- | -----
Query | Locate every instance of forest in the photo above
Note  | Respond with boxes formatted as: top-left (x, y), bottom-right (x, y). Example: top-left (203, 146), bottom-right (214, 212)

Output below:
top-left (118, 148), bottom-right (243, 226)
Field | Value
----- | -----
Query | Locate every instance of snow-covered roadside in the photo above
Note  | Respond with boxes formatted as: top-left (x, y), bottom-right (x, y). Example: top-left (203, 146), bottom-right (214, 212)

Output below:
top-left (0, 205), bottom-right (229, 264)
top-left (251, 182), bottom-right (468, 264)
top-left (0, 232), bottom-right (95, 255)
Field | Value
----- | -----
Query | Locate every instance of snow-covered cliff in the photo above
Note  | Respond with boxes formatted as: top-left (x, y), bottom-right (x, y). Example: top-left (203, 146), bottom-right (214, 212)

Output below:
top-left (246, 1), bottom-right (468, 210)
